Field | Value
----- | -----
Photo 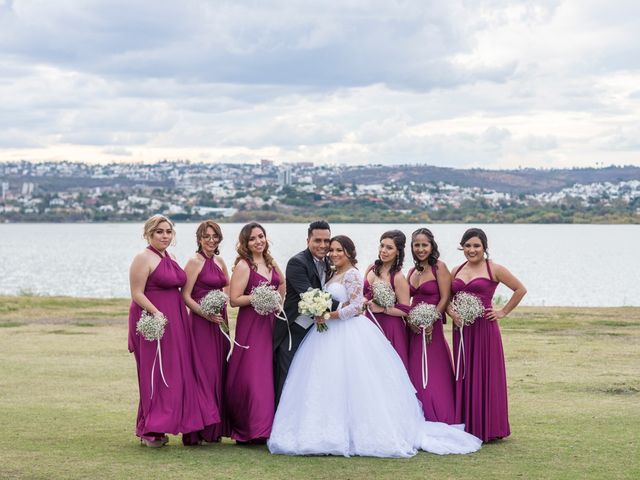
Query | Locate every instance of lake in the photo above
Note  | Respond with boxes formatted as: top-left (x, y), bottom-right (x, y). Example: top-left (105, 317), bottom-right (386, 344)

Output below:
top-left (0, 223), bottom-right (637, 306)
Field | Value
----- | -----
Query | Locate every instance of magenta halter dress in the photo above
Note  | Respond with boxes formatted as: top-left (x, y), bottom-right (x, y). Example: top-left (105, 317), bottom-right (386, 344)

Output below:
top-left (364, 269), bottom-right (410, 370)
top-left (451, 260), bottom-right (510, 442)
top-left (407, 265), bottom-right (456, 424)
top-left (127, 246), bottom-right (217, 441)
top-left (182, 252), bottom-right (231, 445)
top-left (224, 262), bottom-right (280, 442)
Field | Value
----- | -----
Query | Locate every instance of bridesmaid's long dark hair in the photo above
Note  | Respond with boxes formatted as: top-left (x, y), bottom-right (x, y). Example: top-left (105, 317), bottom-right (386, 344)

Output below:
top-left (411, 227), bottom-right (440, 271)
top-left (459, 227), bottom-right (489, 258)
top-left (373, 230), bottom-right (405, 277)
top-left (234, 222), bottom-right (275, 271)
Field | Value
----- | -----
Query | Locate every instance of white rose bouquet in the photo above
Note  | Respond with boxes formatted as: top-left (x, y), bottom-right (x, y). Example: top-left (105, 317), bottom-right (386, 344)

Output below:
top-left (298, 288), bottom-right (333, 332)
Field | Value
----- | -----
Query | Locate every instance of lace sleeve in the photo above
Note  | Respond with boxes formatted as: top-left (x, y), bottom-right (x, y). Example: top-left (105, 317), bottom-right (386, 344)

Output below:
top-left (338, 269), bottom-right (365, 321)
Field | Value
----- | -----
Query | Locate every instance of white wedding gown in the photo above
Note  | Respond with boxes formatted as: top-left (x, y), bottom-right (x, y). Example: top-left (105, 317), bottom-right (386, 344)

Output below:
top-left (268, 268), bottom-right (482, 458)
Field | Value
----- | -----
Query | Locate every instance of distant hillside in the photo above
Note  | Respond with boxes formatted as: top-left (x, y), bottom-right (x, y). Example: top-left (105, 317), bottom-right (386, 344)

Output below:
top-left (319, 165), bottom-right (640, 194)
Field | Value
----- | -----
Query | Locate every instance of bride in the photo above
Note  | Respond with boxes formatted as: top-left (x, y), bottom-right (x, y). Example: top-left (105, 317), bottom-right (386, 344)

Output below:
top-left (268, 235), bottom-right (482, 458)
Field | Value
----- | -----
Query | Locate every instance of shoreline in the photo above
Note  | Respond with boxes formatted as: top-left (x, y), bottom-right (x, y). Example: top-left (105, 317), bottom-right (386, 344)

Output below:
top-left (1, 295), bottom-right (638, 326)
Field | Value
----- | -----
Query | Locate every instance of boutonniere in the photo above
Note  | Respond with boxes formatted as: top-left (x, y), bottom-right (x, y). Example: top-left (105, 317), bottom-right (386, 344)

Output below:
top-left (328, 263), bottom-right (337, 273)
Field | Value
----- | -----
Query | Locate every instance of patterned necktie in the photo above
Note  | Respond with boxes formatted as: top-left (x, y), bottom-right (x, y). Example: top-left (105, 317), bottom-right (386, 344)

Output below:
top-left (315, 259), bottom-right (326, 286)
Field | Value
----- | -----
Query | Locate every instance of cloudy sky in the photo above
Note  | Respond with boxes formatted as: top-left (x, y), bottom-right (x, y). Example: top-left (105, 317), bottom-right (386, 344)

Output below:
top-left (1, 0), bottom-right (638, 168)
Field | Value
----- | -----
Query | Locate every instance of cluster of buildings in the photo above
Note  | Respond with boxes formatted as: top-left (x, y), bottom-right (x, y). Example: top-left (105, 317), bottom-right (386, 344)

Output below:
top-left (0, 160), bottom-right (638, 221)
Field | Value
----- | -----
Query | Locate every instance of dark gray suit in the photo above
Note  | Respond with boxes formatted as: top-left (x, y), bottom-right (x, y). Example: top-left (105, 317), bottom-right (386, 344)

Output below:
top-left (273, 248), bottom-right (336, 406)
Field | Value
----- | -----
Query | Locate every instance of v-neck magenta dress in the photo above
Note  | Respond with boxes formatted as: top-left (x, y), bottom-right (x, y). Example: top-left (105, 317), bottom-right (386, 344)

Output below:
top-left (225, 261), bottom-right (280, 441)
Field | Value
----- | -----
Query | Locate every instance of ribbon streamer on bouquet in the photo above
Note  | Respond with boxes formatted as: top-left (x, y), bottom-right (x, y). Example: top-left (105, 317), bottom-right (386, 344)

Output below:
top-left (150, 338), bottom-right (169, 399)
top-left (219, 324), bottom-right (250, 361)
top-left (455, 325), bottom-right (466, 381)
top-left (275, 307), bottom-right (292, 351)
top-left (366, 306), bottom-right (385, 333)
top-left (421, 327), bottom-right (429, 389)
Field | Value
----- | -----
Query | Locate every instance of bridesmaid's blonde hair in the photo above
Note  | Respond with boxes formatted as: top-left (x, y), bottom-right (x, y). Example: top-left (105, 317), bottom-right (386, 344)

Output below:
top-left (143, 214), bottom-right (176, 245)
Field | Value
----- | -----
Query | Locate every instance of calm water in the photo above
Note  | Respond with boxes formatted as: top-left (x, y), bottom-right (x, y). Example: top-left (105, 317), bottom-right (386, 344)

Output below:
top-left (0, 223), bottom-right (637, 307)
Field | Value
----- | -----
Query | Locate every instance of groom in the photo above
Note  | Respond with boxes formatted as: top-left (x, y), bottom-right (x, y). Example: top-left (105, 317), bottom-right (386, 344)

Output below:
top-left (274, 220), bottom-right (338, 406)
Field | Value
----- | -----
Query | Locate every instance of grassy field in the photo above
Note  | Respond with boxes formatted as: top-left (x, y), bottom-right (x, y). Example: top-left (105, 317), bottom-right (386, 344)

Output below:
top-left (0, 296), bottom-right (638, 479)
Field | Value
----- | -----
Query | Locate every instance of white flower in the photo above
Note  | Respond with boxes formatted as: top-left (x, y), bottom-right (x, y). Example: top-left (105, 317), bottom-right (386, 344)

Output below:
top-left (372, 281), bottom-right (395, 308)
top-left (407, 303), bottom-right (440, 329)
top-left (136, 311), bottom-right (168, 341)
top-left (250, 283), bottom-right (281, 316)
top-left (199, 289), bottom-right (228, 316)
top-left (298, 288), bottom-right (333, 332)
top-left (451, 292), bottom-right (485, 326)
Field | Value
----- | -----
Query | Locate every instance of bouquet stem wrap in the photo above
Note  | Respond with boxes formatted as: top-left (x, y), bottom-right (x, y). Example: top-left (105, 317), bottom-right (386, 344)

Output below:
top-left (455, 326), bottom-right (466, 381)
top-left (421, 328), bottom-right (429, 389)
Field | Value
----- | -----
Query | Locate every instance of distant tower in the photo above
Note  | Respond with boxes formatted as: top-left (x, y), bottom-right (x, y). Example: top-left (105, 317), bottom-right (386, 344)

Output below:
top-left (1, 182), bottom-right (8, 200)
top-left (261, 158), bottom-right (274, 168)
top-left (278, 166), bottom-right (293, 187)
top-left (21, 182), bottom-right (35, 195)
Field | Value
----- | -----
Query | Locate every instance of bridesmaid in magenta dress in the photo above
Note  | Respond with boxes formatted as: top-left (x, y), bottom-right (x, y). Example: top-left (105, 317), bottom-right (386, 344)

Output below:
top-left (128, 215), bottom-right (217, 448)
top-left (181, 220), bottom-right (231, 445)
top-left (364, 230), bottom-right (411, 370)
top-left (225, 223), bottom-right (285, 443)
top-left (449, 228), bottom-right (527, 442)
top-left (406, 228), bottom-right (456, 424)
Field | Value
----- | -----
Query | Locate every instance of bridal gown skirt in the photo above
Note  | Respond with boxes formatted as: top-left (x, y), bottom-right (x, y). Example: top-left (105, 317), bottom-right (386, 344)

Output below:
top-left (267, 313), bottom-right (482, 458)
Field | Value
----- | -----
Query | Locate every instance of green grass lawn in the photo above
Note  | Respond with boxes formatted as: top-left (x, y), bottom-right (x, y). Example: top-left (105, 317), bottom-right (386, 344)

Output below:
top-left (0, 297), bottom-right (638, 479)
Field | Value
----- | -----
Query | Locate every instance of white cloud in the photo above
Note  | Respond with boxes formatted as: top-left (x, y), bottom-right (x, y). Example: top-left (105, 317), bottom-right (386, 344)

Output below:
top-left (0, 0), bottom-right (638, 168)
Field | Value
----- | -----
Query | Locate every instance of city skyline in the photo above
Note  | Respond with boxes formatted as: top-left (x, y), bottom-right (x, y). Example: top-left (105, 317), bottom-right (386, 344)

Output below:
top-left (1, 1), bottom-right (639, 169)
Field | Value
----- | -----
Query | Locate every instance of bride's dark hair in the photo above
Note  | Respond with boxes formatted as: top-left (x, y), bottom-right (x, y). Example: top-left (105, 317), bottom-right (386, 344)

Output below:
top-left (330, 235), bottom-right (357, 267)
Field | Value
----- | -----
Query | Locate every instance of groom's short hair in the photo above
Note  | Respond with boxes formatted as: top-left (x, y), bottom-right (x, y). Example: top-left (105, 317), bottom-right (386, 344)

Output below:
top-left (307, 220), bottom-right (330, 238)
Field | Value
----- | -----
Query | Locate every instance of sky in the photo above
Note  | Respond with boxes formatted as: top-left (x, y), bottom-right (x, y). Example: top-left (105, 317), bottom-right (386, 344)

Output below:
top-left (0, 0), bottom-right (639, 169)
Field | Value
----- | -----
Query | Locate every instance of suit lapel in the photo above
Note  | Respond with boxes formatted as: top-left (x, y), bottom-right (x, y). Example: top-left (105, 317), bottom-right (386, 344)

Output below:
top-left (304, 249), bottom-right (322, 286)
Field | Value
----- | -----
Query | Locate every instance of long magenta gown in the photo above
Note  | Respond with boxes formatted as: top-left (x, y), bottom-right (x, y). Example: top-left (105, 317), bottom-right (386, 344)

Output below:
top-left (364, 269), bottom-right (409, 369)
top-left (225, 262), bottom-right (280, 442)
top-left (407, 265), bottom-right (456, 424)
top-left (182, 252), bottom-right (231, 445)
top-left (451, 260), bottom-right (510, 442)
top-left (127, 246), bottom-right (217, 441)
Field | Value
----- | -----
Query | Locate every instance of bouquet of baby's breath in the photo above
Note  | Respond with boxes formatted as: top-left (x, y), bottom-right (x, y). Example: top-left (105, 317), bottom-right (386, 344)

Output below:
top-left (408, 303), bottom-right (441, 389)
top-left (136, 311), bottom-right (168, 341)
top-left (199, 289), bottom-right (230, 334)
top-left (136, 311), bottom-right (169, 397)
top-left (407, 303), bottom-right (440, 330)
top-left (298, 288), bottom-right (333, 332)
top-left (200, 289), bottom-right (228, 316)
top-left (371, 281), bottom-right (396, 309)
top-left (451, 292), bottom-right (485, 326)
top-left (250, 282), bottom-right (282, 316)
